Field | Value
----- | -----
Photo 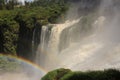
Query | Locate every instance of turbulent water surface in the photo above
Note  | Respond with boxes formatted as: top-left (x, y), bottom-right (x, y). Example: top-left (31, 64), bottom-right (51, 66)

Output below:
top-left (36, 0), bottom-right (120, 71)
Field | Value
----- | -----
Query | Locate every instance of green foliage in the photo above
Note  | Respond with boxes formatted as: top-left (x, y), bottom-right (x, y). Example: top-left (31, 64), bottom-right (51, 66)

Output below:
top-left (42, 68), bottom-right (120, 80)
top-left (0, 1), bottom-right (68, 57)
top-left (31, 0), bottom-right (66, 7)
top-left (0, 11), bottom-right (19, 55)
top-left (41, 68), bottom-right (71, 80)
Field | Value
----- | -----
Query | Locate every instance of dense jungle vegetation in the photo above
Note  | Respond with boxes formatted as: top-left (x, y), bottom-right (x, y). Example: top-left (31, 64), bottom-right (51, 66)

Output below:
top-left (0, 0), bottom-right (68, 60)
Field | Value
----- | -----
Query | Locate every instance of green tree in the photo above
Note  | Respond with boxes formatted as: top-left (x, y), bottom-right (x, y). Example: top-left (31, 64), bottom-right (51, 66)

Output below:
top-left (0, 0), bottom-right (5, 10)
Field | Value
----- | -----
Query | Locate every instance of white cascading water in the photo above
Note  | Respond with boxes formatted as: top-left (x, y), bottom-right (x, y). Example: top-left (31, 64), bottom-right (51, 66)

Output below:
top-left (36, 0), bottom-right (120, 71)
top-left (36, 19), bottom-right (81, 69)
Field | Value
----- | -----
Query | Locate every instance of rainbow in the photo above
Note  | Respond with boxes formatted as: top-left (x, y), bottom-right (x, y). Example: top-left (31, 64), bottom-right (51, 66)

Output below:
top-left (0, 54), bottom-right (47, 74)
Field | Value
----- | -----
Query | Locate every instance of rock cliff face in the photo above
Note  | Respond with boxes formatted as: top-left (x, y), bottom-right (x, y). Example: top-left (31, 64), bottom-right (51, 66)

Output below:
top-left (16, 19), bottom-right (42, 61)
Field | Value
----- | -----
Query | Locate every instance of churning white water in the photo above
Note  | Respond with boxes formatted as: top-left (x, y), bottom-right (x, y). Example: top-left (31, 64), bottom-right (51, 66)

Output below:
top-left (36, 0), bottom-right (120, 71)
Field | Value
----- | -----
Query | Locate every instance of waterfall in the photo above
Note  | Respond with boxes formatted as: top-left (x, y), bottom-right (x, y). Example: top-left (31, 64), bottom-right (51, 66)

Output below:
top-left (36, 19), bottom-right (81, 69)
top-left (32, 28), bottom-right (36, 54)
top-left (32, 25), bottom-right (41, 60)
top-left (36, 0), bottom-right (120, 71)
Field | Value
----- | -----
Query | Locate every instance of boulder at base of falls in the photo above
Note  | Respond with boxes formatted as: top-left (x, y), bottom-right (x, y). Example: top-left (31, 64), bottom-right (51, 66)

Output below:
top-left (41, 68), bottom-right (120, 80)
